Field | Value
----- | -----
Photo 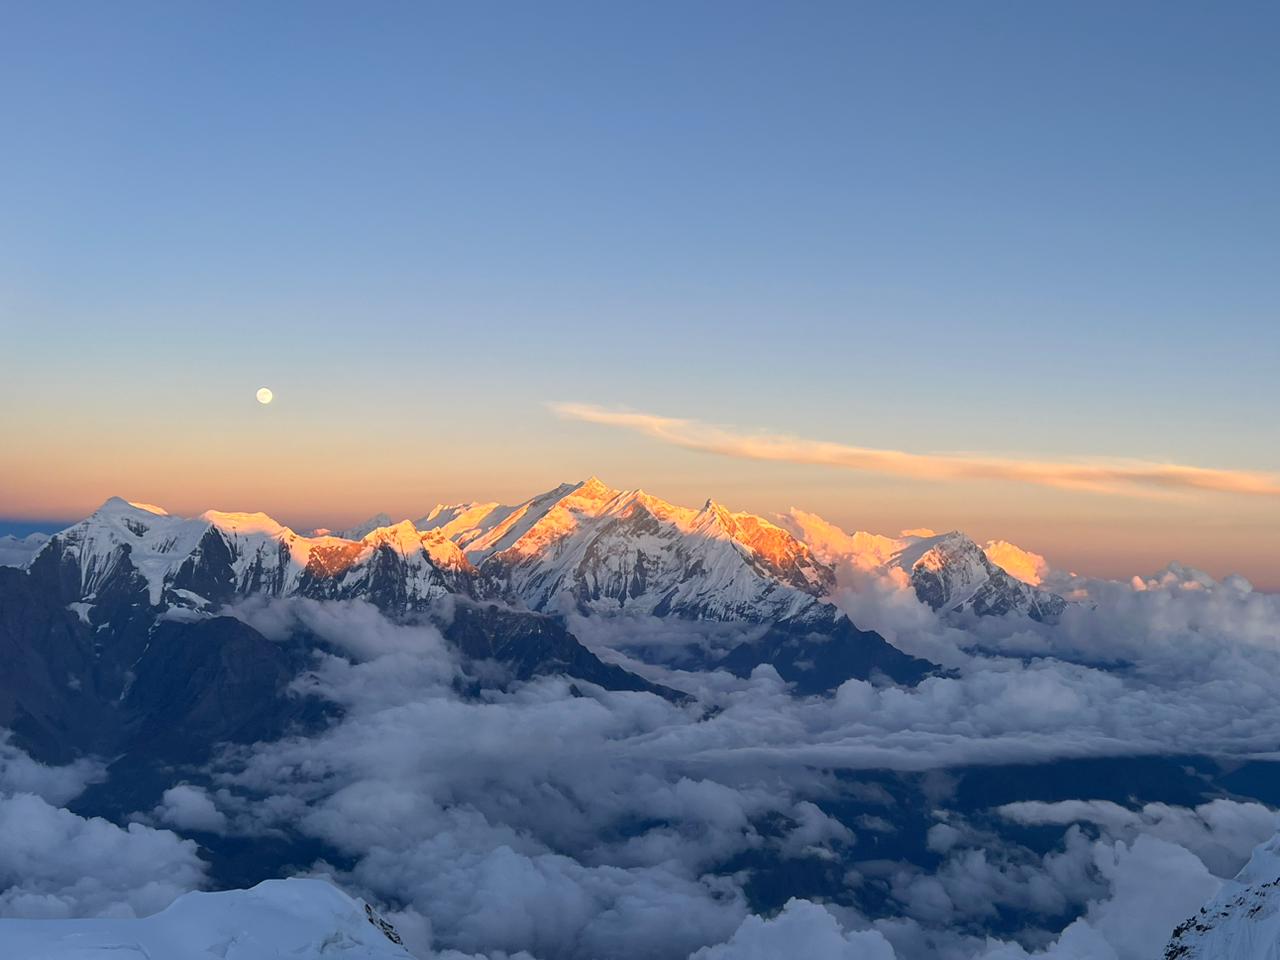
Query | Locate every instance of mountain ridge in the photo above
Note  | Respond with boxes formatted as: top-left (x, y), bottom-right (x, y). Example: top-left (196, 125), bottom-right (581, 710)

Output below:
top-left (11, 478), bottom-right (1066, 626)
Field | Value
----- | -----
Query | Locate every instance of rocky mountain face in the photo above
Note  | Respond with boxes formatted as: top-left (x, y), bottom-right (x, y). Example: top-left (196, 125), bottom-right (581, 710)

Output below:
top-left (0, 556), bottom-right (331, 766)
top-left (1165, 830), bottom-right (1280, 959)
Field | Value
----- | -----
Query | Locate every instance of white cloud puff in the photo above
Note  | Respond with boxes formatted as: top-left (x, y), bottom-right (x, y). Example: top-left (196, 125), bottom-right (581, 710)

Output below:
top-left (152, 784), bottom-right (230, 835)
top-left (0, 732), bottom-right (105, 806)
top-left (0, 792), bottom-right (206, 919)
top-left (690, 898), bottom-right (897, 960)
top-left (996, 798), bottom-right (1278, 878)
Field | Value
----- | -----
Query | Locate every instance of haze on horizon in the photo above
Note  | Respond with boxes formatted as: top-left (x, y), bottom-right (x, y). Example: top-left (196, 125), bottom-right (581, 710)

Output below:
top-left (1, 2), bottom-right (1277, 588)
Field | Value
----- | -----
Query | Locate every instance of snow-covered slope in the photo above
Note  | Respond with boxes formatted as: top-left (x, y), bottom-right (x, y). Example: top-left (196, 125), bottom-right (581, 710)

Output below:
top-left (33, 497), bottom-right (479, 615)
top-left (782, 509), bottom-right (1067, 622)
top-left (1165, 830), bottom-right (1280, 959)
top-left (336, 512), bottom-right (392, 540)
top-left (424, 478), bottom-right (836, 622)
top-left (0, 878), bottom-right (412, 959)
top-left (0, 532), bottom-right (51, 568)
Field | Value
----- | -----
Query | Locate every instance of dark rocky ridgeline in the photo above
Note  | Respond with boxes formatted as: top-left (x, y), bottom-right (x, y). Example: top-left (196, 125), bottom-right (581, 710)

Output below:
top-left (168, 525), bottom-right (245, 604)
top-left (438, 600), bottom-right (689, 702)
top-left (67, 615), bottom-right (336, 825)
top-left (120, 616), bottom-right (329, 761)
top-left (719, 610), bottom-right (938, 695)
top-left (0, 564), bottom-right (105, 763)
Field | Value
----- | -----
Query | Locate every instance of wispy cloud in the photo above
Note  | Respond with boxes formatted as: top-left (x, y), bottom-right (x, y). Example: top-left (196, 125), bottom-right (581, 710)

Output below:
top-left (549, 402), bottom-right (1280, 499)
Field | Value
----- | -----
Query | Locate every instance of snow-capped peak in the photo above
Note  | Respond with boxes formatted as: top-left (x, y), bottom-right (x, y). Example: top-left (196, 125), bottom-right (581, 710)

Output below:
top-left (201, 510), bottom-right (292, 538)
top-left (451, 478), bottom-right (624, 565)
top-left (361, 518), bottom-right (426, 555)
top-left (94, 496), bottom-right (169, 517)
top-left (577, 475), bottom-right (615, 499)
top-left (34, 499), bottom-right (213, 604)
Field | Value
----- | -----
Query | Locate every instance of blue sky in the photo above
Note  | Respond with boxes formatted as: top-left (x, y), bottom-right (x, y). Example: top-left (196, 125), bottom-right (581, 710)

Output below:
top-left (1, 2), bottom-right (1277, 581)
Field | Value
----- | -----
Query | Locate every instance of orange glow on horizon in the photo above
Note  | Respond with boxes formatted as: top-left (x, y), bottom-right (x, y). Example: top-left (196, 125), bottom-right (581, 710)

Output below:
top-left (1, 437), bottom-right (1276, 591)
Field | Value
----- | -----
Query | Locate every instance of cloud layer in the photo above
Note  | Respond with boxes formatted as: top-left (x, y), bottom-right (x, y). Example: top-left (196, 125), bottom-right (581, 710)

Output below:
top-left (4, 567), bottom-right (1280, 957)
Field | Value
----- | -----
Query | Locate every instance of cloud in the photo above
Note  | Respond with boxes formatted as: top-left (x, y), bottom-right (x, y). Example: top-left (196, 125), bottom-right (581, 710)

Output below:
top-left (13, 585), bottom-right (1279, 956)
top-left (889, 801), bottom-right (1262, 960)
top-left (0, 732), bottom-right (105, 806)
top-left (995, 798), bottom-right (1278, 879)
top-left (983, 541), bottom-right (1050, 586)
top-left (982, 835), bottom-right (1221, 960)
top-left (549, 402), bottom-right (1280, 499)
top-left (0, 792), bottom-right (206, 919)
top-left (152, 784), bottom-right (230, 835)
top-left (690, 898), bottom-right (897, 960)
top-left (193, 594), bottom-right (1280, 958)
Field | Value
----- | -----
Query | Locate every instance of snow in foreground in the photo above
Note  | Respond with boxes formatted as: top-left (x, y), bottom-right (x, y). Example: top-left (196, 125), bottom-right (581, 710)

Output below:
top-left (1165, 830), bottom-right (1280, 959)
top-left (0, 878), bottom-right (411, 960)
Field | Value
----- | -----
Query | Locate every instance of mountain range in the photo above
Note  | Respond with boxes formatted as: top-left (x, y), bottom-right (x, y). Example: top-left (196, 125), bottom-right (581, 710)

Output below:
top-left (0, 477), bottom-right (1077, 764)
top-left (2, 477), bottom-right (1066, 625)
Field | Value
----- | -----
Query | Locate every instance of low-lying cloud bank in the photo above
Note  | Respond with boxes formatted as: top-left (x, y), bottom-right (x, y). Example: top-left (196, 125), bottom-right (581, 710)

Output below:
top-left (3, 565), bottom-right (1279, 958)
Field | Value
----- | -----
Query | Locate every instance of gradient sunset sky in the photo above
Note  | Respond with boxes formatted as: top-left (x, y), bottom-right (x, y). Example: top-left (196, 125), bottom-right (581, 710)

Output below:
top-left (2, 2), bottom-right (1277, 586)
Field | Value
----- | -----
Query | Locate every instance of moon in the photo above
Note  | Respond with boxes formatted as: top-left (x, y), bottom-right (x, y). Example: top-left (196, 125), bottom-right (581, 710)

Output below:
top-left (256, 387), bottom-right (274, 405)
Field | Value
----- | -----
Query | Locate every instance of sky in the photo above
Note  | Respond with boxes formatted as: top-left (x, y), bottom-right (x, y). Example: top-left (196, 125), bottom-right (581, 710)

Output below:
top-left (1, 1), bottom-right (1277, 585)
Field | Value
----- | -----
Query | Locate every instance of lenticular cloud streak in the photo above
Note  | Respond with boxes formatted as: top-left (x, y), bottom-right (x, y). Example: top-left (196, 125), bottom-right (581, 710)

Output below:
top-left (550, 402), bottom-right (1280, 498)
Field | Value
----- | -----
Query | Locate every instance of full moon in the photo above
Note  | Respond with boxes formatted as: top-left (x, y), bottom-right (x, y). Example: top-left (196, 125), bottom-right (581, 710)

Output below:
top-left (256, 387), bottom-right (274, 405)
